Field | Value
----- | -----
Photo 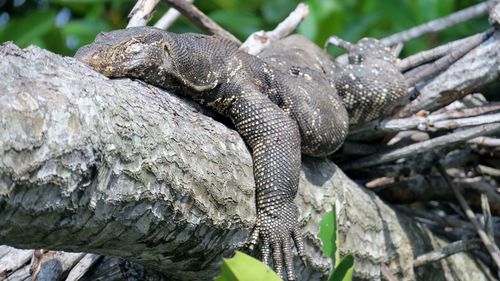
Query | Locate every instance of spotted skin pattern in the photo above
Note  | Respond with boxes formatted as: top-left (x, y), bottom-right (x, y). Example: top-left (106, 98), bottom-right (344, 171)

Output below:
top-left (335, 38), bottom-right (408, 124)
top-left (75, 27), bottom-right (407, 280)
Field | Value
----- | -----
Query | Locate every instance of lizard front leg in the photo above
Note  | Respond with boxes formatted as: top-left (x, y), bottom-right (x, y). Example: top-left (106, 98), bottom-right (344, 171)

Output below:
top-left (74, 27), bottom-right (307, 279)
top-left (224, 87), bottom-right (305, 280)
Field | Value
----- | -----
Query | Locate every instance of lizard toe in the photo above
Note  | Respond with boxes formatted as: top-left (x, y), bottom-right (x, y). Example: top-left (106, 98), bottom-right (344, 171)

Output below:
top-left (292, 226), bottom-right (306, 264)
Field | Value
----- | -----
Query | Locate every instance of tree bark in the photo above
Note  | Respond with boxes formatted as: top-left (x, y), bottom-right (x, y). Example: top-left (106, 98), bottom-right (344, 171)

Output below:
top-left (0, 42), bottom-right (495, 281)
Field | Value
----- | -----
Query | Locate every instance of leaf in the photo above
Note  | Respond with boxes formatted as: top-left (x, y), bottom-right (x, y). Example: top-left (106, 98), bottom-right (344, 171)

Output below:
top-left (210, 0), bottom-right (265, 11)
top-left (339, 12), bottom-right (381, 42)
top-left (215, 251), bottom-right (281, 281)
top-left (61, 19), bottom-right (111, 51)
top-left (0, 10), bottom-right (56, 47)
top-left (297, 14), bottom-right (318, 41)
top-left (329, 254), bottom-right (354, 281)
top-left (318, 206), bottom-right (339, 267)
top-left (49, 0), bottom-right (116, 4)
top-left (209, 10), bottom-right (263, 39)
top-left (261, 0), bottom-right (298, 24)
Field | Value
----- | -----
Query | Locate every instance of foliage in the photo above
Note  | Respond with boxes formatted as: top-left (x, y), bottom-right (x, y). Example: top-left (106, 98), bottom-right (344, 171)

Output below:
top-left (214, 251), bottom-right (281, 281)
top-left (318, 205), bottom-right (339, 266)
top-left (319, 206), bottom-right (354, 281)
top-left (0, 0), bottom-right (489, 57)
top-left (214, 206), bottom-right (353, 281)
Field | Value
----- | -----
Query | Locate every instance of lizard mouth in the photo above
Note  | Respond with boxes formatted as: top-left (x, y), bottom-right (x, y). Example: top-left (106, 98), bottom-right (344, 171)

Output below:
top-left (74, 44), bottom-right (113, 74)
top-left (74, 44), bottom-right (96, 65)
top-left (74, 43), bottom-right (132, 77)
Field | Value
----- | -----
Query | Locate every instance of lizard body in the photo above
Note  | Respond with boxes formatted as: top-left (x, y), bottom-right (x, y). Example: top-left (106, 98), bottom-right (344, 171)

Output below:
top-left (75, 26), bottom-right (407, 280)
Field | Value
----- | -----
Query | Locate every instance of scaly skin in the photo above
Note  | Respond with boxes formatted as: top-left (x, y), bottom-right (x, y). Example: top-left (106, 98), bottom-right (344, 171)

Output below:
top-left (75, 26), bottom-right (407, 280)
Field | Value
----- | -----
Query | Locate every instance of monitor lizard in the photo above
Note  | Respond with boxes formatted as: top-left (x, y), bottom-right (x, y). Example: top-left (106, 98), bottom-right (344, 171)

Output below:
top-left (75, 26), bottom-right (407, 280)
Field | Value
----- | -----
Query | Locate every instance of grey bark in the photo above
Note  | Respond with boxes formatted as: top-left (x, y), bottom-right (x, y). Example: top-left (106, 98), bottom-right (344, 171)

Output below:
top-left (0, 246), bottom-right (33, 278)
top-left (65, 254), bottom-right (101, 281)
top-left (404, 31), bottom-right (500, 114)
top-left (29, 250), bottom-right (86, 281)
top-left (0, 43), bottom-right (495, 281)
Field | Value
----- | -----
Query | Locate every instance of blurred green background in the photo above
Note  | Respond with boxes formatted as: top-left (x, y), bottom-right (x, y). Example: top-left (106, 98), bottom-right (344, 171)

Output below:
top-left (0, 0), bottom-right (489, 57)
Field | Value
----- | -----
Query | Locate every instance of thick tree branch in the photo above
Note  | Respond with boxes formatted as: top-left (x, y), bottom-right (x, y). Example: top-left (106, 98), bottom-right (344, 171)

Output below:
top-left (0, 43), bottom-right (495, 281)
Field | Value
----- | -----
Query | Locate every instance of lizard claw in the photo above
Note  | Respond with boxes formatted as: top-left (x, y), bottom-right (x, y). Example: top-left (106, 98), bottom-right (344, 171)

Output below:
top-left (245, 201), bottom-right (304, 280)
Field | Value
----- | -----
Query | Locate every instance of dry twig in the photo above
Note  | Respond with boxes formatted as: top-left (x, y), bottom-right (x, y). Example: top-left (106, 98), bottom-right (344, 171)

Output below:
top-left (396, 33), bottom-right (499, 117)
top-left (413, 239), bottom-right (482, 267)
top-left (470, 136), bottom-right (500, 146)
top-left (404, 29), bottom-right (493, 88)
top-left (397, 32), bottom-right (487, 71)
top-left (374, 175), bottom-right (500, 216)
top-left (342, 123), bottom-right (500, 170)
top-left (490, 1), bottom-right (500, 28)
top-left (481, 194), bottom-right (495, 241)
top-left (154, 0), bottom-right (195, 30)
top-left (350, 103), bottom-right (500, 135)
top-left (240, 3), bottom-right (309, 55)
top-left (380, 1), bottom-right (495, 46)
top-left (65, 254), bottom-right (101, 281)
top-left (127, 0), bottom-right (160, 27)
top-left (163, 0), bottom-right (240, 43)
top-left (437, 164), bottom-right (500, 276)
top-left (0, 246), bottom-right (33, 277)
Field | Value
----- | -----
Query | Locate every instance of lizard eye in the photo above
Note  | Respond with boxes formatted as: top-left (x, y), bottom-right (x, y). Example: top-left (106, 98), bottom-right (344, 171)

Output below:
top-left (163, 42), bottom-right (172, 57)
top-left (159, 42), bottom-right (174, 71)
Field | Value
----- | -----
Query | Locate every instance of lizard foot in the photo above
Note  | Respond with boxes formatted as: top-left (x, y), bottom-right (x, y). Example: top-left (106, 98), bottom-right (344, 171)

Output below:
top-left (245, 201), bottom-right (306, 280)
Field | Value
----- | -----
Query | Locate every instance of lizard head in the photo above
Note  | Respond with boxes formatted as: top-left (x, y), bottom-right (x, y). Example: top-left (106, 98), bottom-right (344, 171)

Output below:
top-left (75, 27), bottom-right (174, 84)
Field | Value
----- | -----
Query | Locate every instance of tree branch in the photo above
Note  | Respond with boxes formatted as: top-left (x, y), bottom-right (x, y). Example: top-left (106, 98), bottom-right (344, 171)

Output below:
top-left (380, 1), bottom-right (495, 46)
top-left (343, 123), bottom-right (500, 170)
top-left (437, 164), bottom-right (500, 276)
top-left (413, 239), bottom-right (482, 268)
top-left (162, 0), bottom-right (240, 43)
top-left (154, 0), bottom-right (195, 30)
top-left (240, 3), bottom-right (309, 55)
top-left (396, 29), bottom-right (500, 117)
top-left (127, 0), bottom-right (160, 27)
top-left (0, 42), bottom-right (495, 281)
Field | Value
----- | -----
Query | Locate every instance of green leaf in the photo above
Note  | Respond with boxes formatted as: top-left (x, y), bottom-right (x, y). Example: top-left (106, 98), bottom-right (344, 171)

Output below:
top-left (339, 12), bottom-right (381, 42)
top-left (210, 0), bottom-right (265, 11)
top-left (297, 14), bottom-right (318, 41)
top-left (209, 10), bottom-right (263, 39)
top-left (318, 206), bottom-right (339, 267)
top-left (0, 10), bottom-right (56, 47)
top-left (215, 251), bottom-right (281, 281)
top-left (261, 0), bottom-right (298, 24)
top-left (329, 254), bottom-right (354, 281)
top-left (61, 19), bottom-right (111, 51)
top-left (49, 0), bottom-right (116, 4)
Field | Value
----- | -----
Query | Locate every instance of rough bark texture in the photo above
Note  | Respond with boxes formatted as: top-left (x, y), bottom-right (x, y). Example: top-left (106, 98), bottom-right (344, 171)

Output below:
top-left (407, 31), bottom-right (500, 114)
top-left (0, 43), bottom-right (495, 281)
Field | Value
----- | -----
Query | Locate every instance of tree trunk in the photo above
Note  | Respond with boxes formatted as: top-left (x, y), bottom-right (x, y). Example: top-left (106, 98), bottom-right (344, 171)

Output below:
top-left (0, 42), bottom-right (495, 281)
